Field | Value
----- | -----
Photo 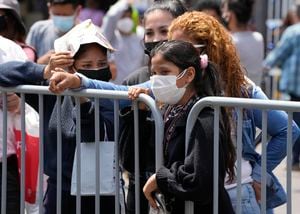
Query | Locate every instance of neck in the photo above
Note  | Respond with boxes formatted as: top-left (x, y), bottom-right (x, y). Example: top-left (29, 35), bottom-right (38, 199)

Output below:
top-left (230, 22), bottom-right (248, 33)
top-left (177, 87), bottom-right (196, 106)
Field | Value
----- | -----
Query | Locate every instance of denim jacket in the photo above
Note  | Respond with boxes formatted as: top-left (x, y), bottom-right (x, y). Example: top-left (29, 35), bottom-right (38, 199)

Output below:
top-left (241, 84), bottom-right (300, 209)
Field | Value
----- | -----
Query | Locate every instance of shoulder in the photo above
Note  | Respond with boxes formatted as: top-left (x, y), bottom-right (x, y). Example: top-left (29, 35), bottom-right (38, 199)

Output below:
top-left (195, 108), bottom-right (215, 130)
top-left (0, 37), bottom-right (27, 62)
top-left (281, 24), bottom-right (300, 39)
top-left (28, 20), bottom-right (54, 33)
top-left (252, 31), bottom-right (264, 42)
top-left (123, 66), bottom-right (150, 85)
top-left (0, 36), bottom-right (20, 49)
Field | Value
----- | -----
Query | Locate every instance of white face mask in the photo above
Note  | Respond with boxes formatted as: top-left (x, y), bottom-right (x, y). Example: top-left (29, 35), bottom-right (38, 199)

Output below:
top-left (117, 17), bottom-right (134, 34)
top-left (150, 69), bottom-right (188, 105)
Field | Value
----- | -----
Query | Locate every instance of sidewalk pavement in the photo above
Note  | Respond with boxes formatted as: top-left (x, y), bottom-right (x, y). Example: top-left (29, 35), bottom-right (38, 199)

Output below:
top-left (274, 159), bottom-right (300, 214)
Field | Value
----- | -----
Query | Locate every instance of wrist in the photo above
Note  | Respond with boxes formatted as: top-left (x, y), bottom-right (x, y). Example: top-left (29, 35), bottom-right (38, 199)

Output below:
top-left (43, 65), bottom-right (51, 80)
top-left (72, 75), bottom-right (82, 89)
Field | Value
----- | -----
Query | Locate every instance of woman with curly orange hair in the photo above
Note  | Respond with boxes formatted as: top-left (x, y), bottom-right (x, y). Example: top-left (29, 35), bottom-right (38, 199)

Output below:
top-left (168, 11), bottom-right (247, 98)
top-left (168, 11), bottom-right (300, 213)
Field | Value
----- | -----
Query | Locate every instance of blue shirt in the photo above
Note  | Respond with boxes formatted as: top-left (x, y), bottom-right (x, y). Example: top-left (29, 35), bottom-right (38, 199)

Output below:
top-left (26, 20), bottom-right (62, 58)
top-left (239, 84), bottom-right (299, 209)
top-left (263, 23), bottom-right (300, 97)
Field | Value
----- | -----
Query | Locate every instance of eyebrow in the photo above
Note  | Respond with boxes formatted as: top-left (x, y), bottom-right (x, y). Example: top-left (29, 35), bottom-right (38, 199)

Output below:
top-left (79, 59), bottom-right (107, 63)
top-left (145, 25), bottom-right (169, 30)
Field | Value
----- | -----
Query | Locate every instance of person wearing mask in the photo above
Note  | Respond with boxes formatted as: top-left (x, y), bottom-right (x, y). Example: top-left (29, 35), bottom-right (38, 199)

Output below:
top-left (50, 40), bottom-right (237, 214)
top-left (26, 0), bottom-right (81, 65)
top-left (0, 0), bottom-right (40, 113)
top-left (0, 28), bottom-right (27, 214)
top-left (263, 3), bottom-right (300, 171)
top-left (120, 1), bottom-right (187, 213)
top-left (222, 0), bottom-right (264, 86)
top-left (168, 11), bottom-right (299, 213)
top-left (123, 0), bottom-right (187, 86)
top-left (0, 20), bottom-right (115, 213)
top-left (0, 0), bottom-right (37, 62)
top-left (1, 11), bottom-right (299, 213)
top-left (101, 0), bottom-right (146, 84)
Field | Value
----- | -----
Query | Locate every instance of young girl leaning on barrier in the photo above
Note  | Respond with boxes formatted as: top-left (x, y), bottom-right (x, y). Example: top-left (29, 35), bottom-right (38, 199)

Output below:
top-left (0, 19), bottom-right (117, 213)
top-left (168, 11), bottom-right (300, 213)
top-left (127, 40), bottom-right (236, 214)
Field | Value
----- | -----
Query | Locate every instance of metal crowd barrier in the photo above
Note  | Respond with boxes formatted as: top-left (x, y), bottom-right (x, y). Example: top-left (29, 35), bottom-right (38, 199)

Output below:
top-left (185, 96), bottom-right (300, 214)
top-left (0, 85), bottom-right (164, 214)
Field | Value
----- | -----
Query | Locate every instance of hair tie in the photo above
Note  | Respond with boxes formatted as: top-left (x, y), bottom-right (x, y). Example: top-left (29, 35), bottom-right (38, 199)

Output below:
top-left (200, 54), bottom-right (208, 69)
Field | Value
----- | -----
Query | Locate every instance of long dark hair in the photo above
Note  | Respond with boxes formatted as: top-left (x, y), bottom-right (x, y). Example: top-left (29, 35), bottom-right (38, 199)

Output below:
top-left (151, 40), bottom-right (236, 181)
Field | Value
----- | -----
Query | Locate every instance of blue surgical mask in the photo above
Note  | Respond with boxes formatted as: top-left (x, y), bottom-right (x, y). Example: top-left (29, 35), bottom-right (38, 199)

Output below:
top-left (52, 14), bottom-right (75, 33)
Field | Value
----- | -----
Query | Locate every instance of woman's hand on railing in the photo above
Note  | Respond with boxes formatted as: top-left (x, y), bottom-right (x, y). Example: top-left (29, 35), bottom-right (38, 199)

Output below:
top-left (128, 87), bottom-right (150, 100)
top-left (49, 71), bottom-right (81, 94)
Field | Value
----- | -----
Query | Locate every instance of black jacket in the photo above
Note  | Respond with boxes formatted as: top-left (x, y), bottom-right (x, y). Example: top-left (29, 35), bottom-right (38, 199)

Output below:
top-left (156, 107), bottom-right (235, 214)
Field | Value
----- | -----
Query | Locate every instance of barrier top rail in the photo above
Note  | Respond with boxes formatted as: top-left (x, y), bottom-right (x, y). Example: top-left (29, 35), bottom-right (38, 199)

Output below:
top-left (0, 85), bottom-right (164, 169)
top-left (185, 96), bottom-right (299, 214)
top-left (186, 96), bottom-right (300, 139)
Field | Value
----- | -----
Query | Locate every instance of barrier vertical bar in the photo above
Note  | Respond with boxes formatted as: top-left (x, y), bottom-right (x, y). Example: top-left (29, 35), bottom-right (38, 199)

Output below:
top-left (114, 100), bottom-right (120, 214)
top-left (38, 94), bottom-right (44, 212)
top-left (75, 98), bottom-right (81, 214)
top-left (236, 108), bottom-right (243, 214)
top-left (286, 111), bottom-right (292, 214)
top-left (56, 96), bottom-right (62, 214)
top-left (20, 93), bottom-right (26, 214)
top-left (133, 101), bottom-right (140, 214)
top-left (213, 106), bottom-right (220, 214)
top-left (1, 93), bottom-right (7, 214)
top-left (261, 110), bottom-right (267, 214)
top-left (185, 101), bottom-right (194, 214)
top-left (95, 98), bottom-right (100, 214)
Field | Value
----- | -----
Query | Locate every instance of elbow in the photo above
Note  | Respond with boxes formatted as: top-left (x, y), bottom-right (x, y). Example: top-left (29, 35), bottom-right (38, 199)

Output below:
top-left (292, 122), bottom-right (300, 145)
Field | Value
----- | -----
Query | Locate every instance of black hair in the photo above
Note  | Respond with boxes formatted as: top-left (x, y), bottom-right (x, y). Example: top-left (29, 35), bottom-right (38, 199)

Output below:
top-left (227, 0), bottom-right (255, 24)
top-left (73, 43), bottom-right (107, 60)
top-left (151, 40), bottom-right (223, 97)
top-left (144, 0), bottom-right (187, 20)
top-left (151, 40), bottom-right (236, 181)
top-left (194, 1), bottom-right (222, 18)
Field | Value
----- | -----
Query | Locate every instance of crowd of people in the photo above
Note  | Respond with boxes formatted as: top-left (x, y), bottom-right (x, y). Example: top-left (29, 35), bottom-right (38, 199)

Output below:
top-left (1, 0), bottom-right (300, 213)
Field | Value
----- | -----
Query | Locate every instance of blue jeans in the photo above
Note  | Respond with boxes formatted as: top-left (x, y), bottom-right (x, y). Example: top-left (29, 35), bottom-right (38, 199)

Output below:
top-left (226, 183), bottom-right (260, 214)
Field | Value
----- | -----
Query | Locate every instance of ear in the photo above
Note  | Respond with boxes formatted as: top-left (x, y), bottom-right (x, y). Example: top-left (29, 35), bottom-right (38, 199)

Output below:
top-left (185, 67), bottom-right (195, 84)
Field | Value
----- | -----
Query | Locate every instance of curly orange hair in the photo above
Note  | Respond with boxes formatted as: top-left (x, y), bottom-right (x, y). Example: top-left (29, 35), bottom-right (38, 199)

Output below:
top-left (168, 11), bottom-right (248, 98)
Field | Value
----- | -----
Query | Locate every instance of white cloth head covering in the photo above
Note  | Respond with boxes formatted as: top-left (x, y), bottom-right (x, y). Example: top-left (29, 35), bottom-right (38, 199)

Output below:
top-left (54, 19), bottom-right (115, 56)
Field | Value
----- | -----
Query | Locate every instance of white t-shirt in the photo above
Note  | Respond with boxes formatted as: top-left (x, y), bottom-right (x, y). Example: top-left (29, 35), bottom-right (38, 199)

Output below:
top-left (0, 36), bottom-right (27, 63)
top-left (225, 158), bottom-right (253, 190)
top-left (109, 31), bottom-right (146, 84)
top-left (232, 31), bottom-right (264, 85)
top-left (0, 36), bottom-right (27, 160)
